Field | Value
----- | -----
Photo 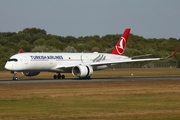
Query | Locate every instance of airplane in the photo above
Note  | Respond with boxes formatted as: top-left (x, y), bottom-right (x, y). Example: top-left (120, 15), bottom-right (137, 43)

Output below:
top-left (4, 28), bottom-right (178, 80)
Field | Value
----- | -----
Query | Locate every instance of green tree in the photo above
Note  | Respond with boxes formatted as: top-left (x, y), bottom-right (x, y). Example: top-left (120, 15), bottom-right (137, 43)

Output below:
top-left (45, 38), bottom-right (65, 51)
top-left (63, 46), bottom-right (77, 52)
top-left (33, 38), bottom-right (46, 46)
top-left (21, 28), bottom-right (46, 35)
top-left (18, 40), bottom-right (32, 52)
top-left (64, 36), bottom-right (77, 44)
top-left (32, 45), bottom-right (48, 52)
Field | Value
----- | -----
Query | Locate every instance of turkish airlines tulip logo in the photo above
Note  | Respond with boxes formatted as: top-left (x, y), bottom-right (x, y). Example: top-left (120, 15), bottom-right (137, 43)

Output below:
top-left (115, 37), bottom-right (126, 55)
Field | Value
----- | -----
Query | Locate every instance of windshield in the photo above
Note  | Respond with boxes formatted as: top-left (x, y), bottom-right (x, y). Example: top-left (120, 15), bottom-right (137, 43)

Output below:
top-left (8, 58), bottom-right (18, 62)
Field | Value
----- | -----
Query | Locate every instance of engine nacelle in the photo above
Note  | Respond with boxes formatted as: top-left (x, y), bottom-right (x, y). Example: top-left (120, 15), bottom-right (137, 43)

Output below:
top-left (72, 65), bottom-right (93, 78)
top-left (22, 71), bottom-right (40, 76)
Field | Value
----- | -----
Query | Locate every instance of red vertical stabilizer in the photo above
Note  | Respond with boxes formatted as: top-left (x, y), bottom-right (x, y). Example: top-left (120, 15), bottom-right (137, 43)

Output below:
top-left (111, 28), bottom-right (131, 55)
top-left (18, 48), bottom-right (23, 54)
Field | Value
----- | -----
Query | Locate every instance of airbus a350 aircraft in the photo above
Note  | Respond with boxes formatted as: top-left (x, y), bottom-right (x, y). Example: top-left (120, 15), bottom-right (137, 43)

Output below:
top-left (5, 28), bottom-right (177, 80)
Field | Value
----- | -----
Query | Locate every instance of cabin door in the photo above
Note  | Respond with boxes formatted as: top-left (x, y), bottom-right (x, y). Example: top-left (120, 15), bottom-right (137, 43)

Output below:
top-left (81, 55), bottom-right (91, 63)
top-left (24, 56), bottom-right (28, 65)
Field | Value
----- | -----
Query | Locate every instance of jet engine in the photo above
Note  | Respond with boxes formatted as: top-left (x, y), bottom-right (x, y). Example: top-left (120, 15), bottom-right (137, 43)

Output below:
top-left (72, 65), bottom-right (93, 78)
top-left (22, 71), bottom-right (40, 76)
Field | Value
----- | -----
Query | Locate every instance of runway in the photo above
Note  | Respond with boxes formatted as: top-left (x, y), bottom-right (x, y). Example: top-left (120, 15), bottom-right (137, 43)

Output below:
top-left (0, 76), bottom-right (180, 84)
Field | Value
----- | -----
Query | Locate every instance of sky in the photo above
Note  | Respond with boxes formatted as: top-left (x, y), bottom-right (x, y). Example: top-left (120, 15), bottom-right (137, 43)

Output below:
top-left (0, 0), bottom-right (180, 39)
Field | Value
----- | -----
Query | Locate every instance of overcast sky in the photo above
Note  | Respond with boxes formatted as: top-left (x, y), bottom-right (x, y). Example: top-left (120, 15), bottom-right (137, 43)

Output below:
top-left (0, 0), bottom-right (180, 38)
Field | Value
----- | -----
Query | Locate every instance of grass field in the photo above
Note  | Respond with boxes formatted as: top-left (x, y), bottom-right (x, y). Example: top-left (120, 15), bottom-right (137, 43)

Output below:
top-left (0, 68), bottom-right (180, 120)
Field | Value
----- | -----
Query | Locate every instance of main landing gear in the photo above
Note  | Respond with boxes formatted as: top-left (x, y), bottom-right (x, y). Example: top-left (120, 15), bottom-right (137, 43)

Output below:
top-left (11, 71), bottom-right (18, 80)
top-left (53, 73), bottom-right (65, 79)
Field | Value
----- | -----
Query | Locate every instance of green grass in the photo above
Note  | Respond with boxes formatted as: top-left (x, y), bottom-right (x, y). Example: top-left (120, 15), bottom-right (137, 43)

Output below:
top-left (1, 93), bottom-right (180, 120)
top-left (0, 81), bottom-right (180, 120)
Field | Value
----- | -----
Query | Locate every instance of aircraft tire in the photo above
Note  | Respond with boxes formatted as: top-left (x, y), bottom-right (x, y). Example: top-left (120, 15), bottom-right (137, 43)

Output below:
top-left (53, 75), bottom-right (57, 79)
top-left (13, 77), bottom-right (18, 81)
top-left (61, 75), bottom-right (65, 79)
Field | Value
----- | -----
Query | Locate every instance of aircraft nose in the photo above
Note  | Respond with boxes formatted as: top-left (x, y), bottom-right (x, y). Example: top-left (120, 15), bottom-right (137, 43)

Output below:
top-left (4, 62), bottom-right (12, 70)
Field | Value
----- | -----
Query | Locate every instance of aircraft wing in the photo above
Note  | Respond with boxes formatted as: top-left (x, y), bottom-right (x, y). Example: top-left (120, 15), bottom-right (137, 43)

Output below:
top-left (55, 57), bottom-right (160, 69)
top-left (91, 50), bottom-right (178, 66)
top-left (130, 54), bottom-right (152, 59)
top-left (55, 50), bottom-right (178, 69)
top-left (90, 58), bottom-right (161, 66)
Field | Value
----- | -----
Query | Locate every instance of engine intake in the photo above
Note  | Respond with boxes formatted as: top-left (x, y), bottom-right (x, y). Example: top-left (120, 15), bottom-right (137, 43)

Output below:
top-left (72, 65), bottom-right (93, 78)
top-left (22, 71), bottom-right (40, 76)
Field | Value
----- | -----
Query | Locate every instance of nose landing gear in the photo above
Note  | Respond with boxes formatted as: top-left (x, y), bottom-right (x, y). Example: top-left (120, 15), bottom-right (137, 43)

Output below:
top-left (11, 71), bottom-right (18, 80)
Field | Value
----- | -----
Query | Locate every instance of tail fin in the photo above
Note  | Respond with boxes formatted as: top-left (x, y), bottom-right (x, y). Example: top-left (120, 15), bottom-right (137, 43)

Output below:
top-left (18, 48), bottom-right (23, 54)
top-left (111, 28), bottom-right (131, 55)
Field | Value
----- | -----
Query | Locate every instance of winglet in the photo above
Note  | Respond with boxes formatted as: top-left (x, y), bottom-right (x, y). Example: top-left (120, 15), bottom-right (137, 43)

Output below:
top-left (161, 50), bottom-right (178, 60)
top-left (18, 48), bottom-right (23, 54)
top-left (169, 50), bottom-right (178, 58)
top-left (111, 28), bottom-right (131, 55)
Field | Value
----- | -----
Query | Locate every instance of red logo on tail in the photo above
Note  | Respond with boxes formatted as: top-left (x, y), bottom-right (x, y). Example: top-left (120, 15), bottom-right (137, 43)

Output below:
top-left (115, 37), bottom-right (126, 55)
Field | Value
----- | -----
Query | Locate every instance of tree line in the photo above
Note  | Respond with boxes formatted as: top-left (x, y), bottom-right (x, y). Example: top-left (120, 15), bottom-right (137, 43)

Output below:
top-left (0, 28), bottom-right (180, 70)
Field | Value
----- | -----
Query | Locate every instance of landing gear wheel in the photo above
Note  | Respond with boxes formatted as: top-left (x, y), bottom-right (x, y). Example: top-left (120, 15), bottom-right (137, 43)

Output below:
top-left (12, 77), bottom-right (18, 81)
top-left (61, 75), bottom-right (65, 79)
top-left (12, 71), bottom-right (18, 81)
top-left (53, 75), bottom-right (57, 79)
top-left (53, 73), bottom-right (66, 79)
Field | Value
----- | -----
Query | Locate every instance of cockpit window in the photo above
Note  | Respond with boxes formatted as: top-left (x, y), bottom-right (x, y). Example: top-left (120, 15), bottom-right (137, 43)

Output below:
top-left (8, 58), bottom-right (18, 62)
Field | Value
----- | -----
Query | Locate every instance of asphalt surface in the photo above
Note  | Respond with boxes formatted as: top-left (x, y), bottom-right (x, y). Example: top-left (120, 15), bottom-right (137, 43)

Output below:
top-left (0, 76), bottom-right (180, 84)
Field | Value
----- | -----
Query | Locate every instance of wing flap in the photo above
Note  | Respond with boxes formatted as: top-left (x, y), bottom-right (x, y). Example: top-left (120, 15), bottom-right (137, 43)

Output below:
top-left (131, 54), bottom-right (152, 59)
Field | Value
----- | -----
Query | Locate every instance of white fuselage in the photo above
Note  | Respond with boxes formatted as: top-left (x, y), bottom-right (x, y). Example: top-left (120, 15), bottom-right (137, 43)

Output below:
top-left (5, 52), bottom-right (130, 72)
